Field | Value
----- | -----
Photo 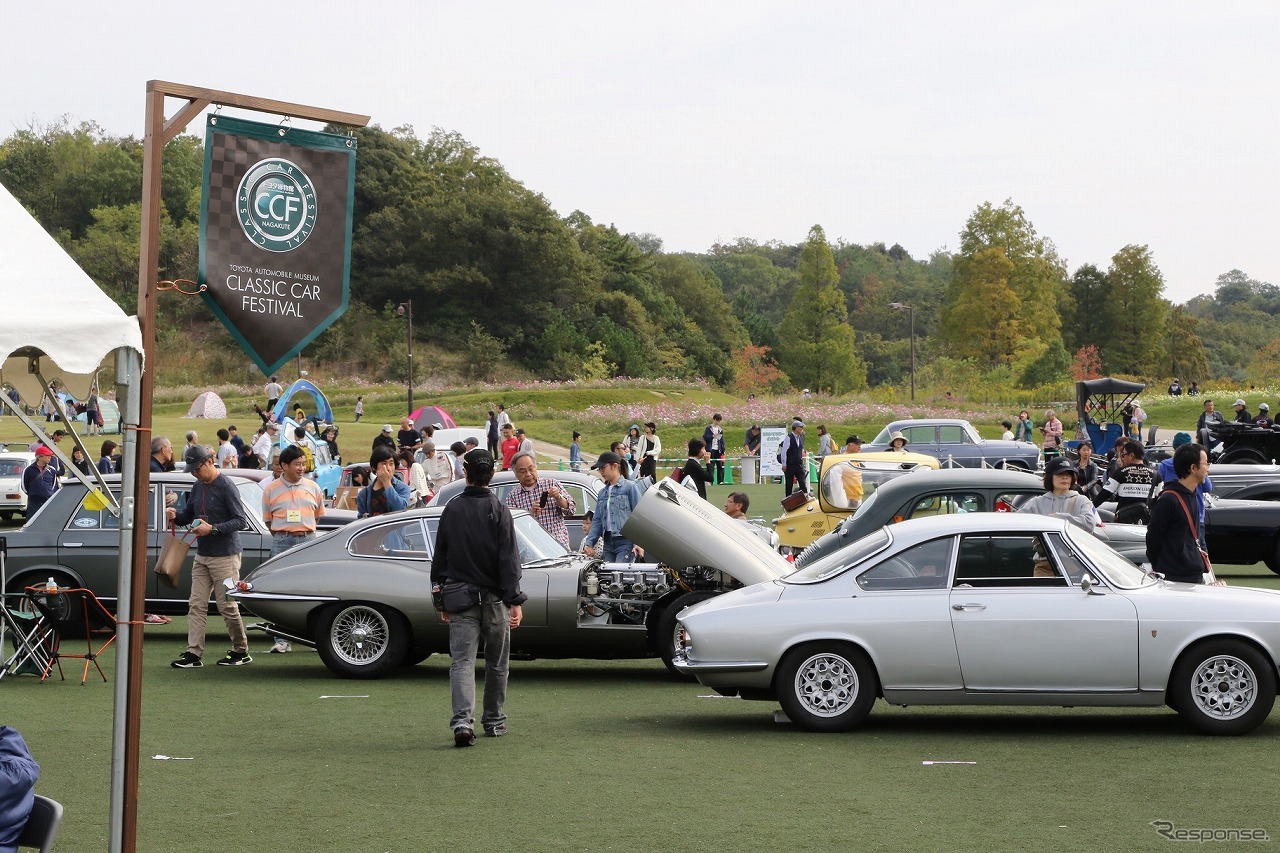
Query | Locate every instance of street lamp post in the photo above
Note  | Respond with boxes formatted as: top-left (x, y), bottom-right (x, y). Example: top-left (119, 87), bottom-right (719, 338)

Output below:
top-left (397, 300), bottom-right (413, 414)
top-left (888, 302), bottom-right (915, 401)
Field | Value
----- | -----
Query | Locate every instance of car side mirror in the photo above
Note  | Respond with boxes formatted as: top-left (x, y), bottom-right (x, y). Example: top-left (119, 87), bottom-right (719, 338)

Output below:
top-left (1081, 573), bottom-right (1104, 595)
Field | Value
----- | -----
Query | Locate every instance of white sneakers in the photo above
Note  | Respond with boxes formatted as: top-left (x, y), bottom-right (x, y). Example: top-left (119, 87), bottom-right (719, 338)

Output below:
top-left (269, 639), bottom-right (292, 654)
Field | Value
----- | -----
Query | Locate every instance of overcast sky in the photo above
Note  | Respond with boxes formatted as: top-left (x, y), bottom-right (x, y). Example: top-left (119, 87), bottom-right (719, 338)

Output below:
top-left (4, 1), bottom-right (1277, 304)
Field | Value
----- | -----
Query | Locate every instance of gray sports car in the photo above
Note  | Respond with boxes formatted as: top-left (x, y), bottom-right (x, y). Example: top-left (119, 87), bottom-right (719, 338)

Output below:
top-left (670, 511), bottom-right (1280, 735)
top-left (230, 485), bottom-right (792, 679)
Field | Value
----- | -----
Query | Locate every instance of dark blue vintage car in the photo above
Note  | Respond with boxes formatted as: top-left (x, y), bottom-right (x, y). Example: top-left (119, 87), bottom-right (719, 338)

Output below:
top-left (862, 419), bottom-right (1041, 470)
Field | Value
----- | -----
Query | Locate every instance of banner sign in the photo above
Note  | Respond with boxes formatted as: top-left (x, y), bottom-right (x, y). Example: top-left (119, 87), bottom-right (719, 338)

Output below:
top-left (198, 115), bottom-right (356, 376)
top-left (759, 425), bottom-right (789, 478)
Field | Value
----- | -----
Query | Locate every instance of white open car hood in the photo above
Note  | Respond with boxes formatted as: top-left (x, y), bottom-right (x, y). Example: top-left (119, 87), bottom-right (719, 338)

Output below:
top-left (622, 478), bottom-right (793, 585)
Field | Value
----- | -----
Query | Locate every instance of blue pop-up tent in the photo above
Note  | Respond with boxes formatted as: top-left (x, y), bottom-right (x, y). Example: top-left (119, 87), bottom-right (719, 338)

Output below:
top-left (271, 378), bottom-right (334, 425)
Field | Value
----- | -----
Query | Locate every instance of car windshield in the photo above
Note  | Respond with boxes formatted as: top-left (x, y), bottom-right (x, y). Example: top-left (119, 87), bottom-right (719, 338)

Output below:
top-left (1064, 524), bottom-right (1156, 589)
top-left (870, 427), bottom-right (894, 445)
top-left (513, 513), bottom-right (571, 563)
top-left (786, 528), bottom-right (890, 584)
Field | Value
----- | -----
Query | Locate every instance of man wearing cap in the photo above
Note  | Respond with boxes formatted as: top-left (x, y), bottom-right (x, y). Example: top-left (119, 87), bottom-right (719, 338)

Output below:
top-left (843, 435), bottom-right (863, 454)
top-left (1255, 403), bottom-right (1273, 429)
top-left (1233, 398), bottom-right (1253, 424)
top-left (783, 420), bottom-right (808, 496)
top-left (22, 446), bottom-right (59, 517)
top-left (505, 451), bottom-right (576, 549)
top-left (582, 452), bottom-right (644, 563)
top-left (516, 428), bottom-right (534, 458)
top-left (432, 449), bottom-right (526, 747)
top-left (166, 445), bottom-right (252, 668)
top-left (373, 424), bottom-right (396, 453)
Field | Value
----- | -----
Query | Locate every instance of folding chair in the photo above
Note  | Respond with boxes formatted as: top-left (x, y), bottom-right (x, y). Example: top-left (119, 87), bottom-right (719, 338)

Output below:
top-left (1, 605), bottom-right (53, 679)
top-left (1, 537), bottom-right (54, 680)
top-left (26, 586), bottom-right (116, 684)
top-left (18, 794), bottom-right (64, 852)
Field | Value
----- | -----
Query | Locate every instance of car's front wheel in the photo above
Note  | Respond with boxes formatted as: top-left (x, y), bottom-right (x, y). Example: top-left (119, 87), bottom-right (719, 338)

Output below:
top-left (316, 602), bottom-right (410, 679)
top-left (1169, 639), bottom-right (1276, 735)
top-left (776, 642), bottom-right (878, 732)
top-left (656, 591), bottom-right (716, 680)
top-left (1219, 447), bottom-right (1268, 465)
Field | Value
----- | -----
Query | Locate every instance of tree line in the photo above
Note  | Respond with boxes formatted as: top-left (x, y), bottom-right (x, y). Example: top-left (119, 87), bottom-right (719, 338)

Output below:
top-left (0, 120), bottom-right (1271, 392)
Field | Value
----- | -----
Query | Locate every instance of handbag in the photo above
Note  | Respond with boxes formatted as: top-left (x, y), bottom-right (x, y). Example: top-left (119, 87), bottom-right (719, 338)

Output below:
top-left (669, 466), bottom-right (684, 483)
top-left (441, 581), bottom-right (483, 613)
top-left (155, 522), bottom-right (194, 588)
top-left (1169, 491), bottom-right (1224, 586)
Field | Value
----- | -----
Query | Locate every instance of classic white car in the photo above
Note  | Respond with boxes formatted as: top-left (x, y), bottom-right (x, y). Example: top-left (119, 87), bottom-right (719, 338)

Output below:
top-left (644, 498), bottom-right (1280, 736)
top-left (0, 451), bottom-right (35, 521)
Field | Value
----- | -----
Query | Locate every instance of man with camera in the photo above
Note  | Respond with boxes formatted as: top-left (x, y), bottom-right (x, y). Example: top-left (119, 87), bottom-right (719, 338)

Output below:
top-left (504, 451), bottom-right (576, 550)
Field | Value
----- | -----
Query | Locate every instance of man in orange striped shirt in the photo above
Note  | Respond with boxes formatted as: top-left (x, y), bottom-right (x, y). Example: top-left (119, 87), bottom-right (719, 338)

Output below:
top-left (261, 444), bottom-right (326, 653)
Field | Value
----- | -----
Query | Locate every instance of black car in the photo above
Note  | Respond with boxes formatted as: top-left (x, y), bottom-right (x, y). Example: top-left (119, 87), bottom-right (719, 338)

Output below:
top-left (1, 472), bottom-right (354, 613)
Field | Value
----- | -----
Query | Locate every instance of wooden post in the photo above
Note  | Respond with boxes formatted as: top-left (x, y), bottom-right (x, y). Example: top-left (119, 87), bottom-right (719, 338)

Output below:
top-left (113, 80), bottom-right (368, 853)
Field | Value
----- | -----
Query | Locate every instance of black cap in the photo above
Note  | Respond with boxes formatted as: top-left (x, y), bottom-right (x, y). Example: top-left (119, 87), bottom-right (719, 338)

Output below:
top-left (592, 451), bottom-right (622, 470)
top-left (1045, 457), bottom-right (1078, 478)
top-left (184, 444), bottom-right (215, 473)
top-left (845, 435), bottom-right (863, 445)
top-left (462, 448), bottom-right (494, 473)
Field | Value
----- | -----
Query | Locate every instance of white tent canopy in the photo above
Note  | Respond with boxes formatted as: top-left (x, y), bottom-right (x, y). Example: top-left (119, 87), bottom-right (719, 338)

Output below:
top-left (0, 181), bottom-right (144, 399)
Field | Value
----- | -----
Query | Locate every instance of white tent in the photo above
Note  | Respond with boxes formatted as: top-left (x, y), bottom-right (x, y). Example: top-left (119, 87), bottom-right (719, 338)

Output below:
top-left (1, 182), bottom-right (144, 394)
top-left (184, 390), bottom-right (227, 419)
top-left (2, 179), bottom-right (145, 853)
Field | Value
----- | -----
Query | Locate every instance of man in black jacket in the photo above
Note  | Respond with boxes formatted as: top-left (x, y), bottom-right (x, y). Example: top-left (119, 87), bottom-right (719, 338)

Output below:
top-left (166, 445), bottom-right (252, 667)
top-left (1147, 443), bottom-right (1211, 584)
top-left (431, 449), bottom-right (527, 747)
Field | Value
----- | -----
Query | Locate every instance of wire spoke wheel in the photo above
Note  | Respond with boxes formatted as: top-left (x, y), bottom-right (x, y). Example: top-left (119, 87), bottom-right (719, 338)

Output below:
top-left (330, 605), bottom-right (390, 665)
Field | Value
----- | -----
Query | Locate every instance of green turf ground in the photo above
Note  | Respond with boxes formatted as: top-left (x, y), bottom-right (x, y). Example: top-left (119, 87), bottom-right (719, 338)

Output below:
top-left (4, 563), bottom-right (1280, 851)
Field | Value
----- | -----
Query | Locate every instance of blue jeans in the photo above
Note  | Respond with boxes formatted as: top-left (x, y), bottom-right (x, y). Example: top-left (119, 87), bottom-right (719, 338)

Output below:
top-left (448, 594), bottom-right (511, 733)
top-left (601, 535), bottom-right (636, 563)
top-left (271, 531), bottom-right (315, 557)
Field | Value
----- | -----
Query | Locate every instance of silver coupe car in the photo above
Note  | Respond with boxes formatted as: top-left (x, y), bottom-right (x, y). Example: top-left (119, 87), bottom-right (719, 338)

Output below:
top-left (665, 510), bottom-right (1280, 736)
top-left (230, 487), bottom-right (792, 679)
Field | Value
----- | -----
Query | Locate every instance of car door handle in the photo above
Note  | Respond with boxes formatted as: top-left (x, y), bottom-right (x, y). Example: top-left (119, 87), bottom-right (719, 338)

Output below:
top-left (952, 603), bottom-right (985, 611)
top-left (63, 542), bottom-right (83, 548)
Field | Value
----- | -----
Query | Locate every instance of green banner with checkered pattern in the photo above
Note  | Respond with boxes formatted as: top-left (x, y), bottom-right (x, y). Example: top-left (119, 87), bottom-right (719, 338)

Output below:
top-left (198, 115), bottom-right (356, 375)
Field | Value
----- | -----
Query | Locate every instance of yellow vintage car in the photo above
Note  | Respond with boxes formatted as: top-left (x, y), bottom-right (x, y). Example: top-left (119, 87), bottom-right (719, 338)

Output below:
top-left (772, 451), bottom-right (939, 551)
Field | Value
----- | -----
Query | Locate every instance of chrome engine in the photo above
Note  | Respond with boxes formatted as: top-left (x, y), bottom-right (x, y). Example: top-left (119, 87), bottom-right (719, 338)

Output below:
top-left (576, 561), bottom-right (741, 627)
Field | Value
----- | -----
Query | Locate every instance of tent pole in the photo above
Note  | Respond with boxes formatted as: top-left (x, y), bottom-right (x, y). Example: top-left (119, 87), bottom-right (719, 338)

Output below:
top-left (108, 347), bottom-right (140, 853)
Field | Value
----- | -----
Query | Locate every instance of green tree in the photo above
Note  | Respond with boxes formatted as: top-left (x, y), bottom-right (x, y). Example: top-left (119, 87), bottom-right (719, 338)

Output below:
top-left (1063, 264), bottom-right (1110, 353)
top-left (776, 226), bottom-right (865, 393)
top-left (957, 199), bottom-right (1065, 352)
top-left (1103, 244), bottom-right (1166, 376)
top-left (1165, 306), bottom-right (1211, 384)
top-left (937, 247), bottom-right (1022, 367)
